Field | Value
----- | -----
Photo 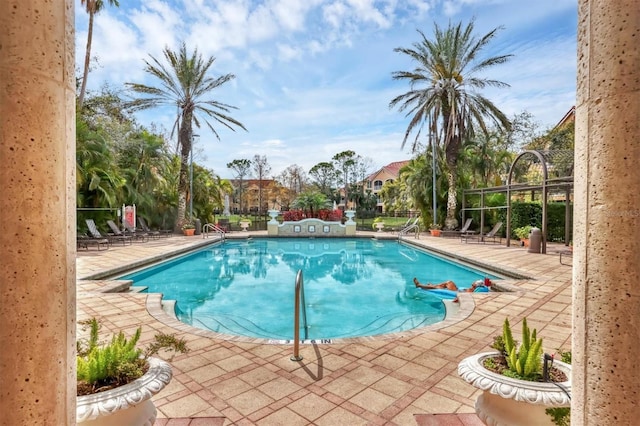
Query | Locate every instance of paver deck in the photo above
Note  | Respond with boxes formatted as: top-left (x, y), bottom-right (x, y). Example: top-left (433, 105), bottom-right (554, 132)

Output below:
top-left (77, 231), bottom-right (572, 425)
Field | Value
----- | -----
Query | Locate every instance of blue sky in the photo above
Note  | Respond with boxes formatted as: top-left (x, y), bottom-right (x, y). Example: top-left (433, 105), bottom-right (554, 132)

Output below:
top-left (76, 0), bottom-right (577, 179)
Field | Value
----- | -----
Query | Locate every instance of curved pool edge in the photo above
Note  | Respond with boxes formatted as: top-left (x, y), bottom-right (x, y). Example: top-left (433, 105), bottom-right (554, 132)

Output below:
top-left (145, 291), bottom-right (477, 345)
top-left (400, 239), bottom-right (534, 280)
top-left (79, 237), bottom-right (225, 281)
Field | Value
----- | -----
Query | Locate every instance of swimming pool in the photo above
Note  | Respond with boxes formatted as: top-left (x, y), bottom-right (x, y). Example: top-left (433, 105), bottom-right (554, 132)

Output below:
top-left (122, 238), bottom-right (497, 340)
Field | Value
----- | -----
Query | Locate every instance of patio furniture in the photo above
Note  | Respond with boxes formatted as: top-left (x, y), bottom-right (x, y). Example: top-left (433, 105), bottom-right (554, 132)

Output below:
top-left (462, 221), bottom-right (503, 244)
top-left (107, 219), bottom-right (147, 243)
top-left (86, 219), bottom-right (131, 246)
top-left (76, 233), bottom-right (109, 251)
top-left (138, 217), bottom-right (171, 237)
top-left (557, 248), bottom-right (573, 265)
top-left (441, 218), bottom-right (475, 238)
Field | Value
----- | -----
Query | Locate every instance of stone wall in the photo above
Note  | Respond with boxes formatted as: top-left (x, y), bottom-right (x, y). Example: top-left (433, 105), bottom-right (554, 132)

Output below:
top-left (267, 219), bottom-right (356, 237)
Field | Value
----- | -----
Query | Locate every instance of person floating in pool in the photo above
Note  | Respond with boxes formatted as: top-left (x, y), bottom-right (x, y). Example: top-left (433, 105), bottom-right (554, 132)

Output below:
top-left (413, 278), bottom-right (490, 302)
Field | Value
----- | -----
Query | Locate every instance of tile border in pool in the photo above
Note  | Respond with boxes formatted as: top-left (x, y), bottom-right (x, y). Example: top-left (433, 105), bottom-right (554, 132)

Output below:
top-left (145, 292), bottom-right (477, 345)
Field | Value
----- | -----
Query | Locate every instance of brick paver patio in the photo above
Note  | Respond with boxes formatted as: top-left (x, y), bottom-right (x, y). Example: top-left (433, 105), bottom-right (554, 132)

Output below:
top-left (77, 231), bottom-right (572, 425)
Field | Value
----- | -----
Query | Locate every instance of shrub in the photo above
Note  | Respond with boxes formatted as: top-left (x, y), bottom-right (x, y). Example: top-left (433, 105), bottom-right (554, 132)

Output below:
top-left (372, 217), bottom-right (384, 230)
top-left (514, 225), bottom-right (533, 240)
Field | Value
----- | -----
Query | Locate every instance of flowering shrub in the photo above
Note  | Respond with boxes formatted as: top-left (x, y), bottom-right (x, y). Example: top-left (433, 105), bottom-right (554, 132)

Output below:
top-left (282, 209), bottom-right (342, 222)
top-left (318, 209), bottom-right (343, 221)
top-left (283, 210), bottom-right (305, 221)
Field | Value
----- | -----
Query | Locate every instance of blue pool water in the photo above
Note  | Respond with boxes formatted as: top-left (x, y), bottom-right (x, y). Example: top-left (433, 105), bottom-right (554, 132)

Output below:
top-left (122, 238), bottom-right (497, 340)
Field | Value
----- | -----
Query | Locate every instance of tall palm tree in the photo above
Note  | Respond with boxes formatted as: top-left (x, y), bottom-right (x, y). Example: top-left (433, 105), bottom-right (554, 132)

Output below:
top-left (78, 0), bottom-right (120, 110)
top-left (126, 42), bottom-right (247, 230)
top-left (390, 20), bottom-right (512, 229)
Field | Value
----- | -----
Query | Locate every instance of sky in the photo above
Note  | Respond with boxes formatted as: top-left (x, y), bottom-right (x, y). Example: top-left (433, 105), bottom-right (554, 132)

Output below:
top-left (76, 0), bottom-right (578, 180)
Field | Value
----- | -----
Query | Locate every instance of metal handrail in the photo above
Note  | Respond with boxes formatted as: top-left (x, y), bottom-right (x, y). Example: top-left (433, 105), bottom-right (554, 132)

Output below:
top-left (291, 269), bottom-right (308, 361)
top-left (398, 223), bottom-right (420, 240)
top-left (202, 223), bottom-right (225, 240)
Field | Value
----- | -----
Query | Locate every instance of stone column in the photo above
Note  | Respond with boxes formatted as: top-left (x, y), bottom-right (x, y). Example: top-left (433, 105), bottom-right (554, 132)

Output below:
top-left (573, 1), bottom-right (640, 424)
top-left (0, 1), bottom-right (76, 425)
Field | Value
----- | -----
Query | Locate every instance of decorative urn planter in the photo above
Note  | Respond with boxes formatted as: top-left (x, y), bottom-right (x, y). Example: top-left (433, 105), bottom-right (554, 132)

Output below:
top-left (239, 221), bottom-right (251, 231)
top-left (375, 222), bottom-right (385, 232)
top-left (77, 357), bottom-right (173, 426)
top-left (267, 209), bottom-right (280, 224)
top-left (345, 210), bottom-right (356, 224)
top-left (458, 352), bottom-right (571, 426)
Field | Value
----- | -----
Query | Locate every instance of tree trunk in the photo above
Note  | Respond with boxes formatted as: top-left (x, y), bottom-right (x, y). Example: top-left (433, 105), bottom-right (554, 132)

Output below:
top-left (175, 113), bottom-right (193, 232)
top-left (78, 11), bottom-right (94, 110)
top-left (445, 167), bottom-right (458, 230)
top-left (444, 141), bottom-right (460, 230)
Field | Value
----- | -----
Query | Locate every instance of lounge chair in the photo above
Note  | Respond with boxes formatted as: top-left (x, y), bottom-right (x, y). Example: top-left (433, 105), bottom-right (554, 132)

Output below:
top-left (107, 219), bottom-right (147, 243)
top-left (462, 221), bottom-right (503, 244)
top-left (441, 218), bottom-right (474, 238)
top-left (76, 233), bottom-right (109, 250)
top-left (138, 217), bottom-right (171, 237)
top-left (86, 219), bottom-right (131, 246)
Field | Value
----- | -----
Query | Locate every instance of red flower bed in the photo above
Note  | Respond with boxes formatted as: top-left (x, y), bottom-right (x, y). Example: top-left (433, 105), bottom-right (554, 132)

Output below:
top-left (282, 209), bottom-right (343, 222)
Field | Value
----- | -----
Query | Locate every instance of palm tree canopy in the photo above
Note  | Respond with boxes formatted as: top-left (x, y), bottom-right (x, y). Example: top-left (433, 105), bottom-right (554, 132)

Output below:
top-left (390, 20), bottom-right (512, 153)
top-left (125, 42), bottom-right (247, 142)
top-left (81, 0), bottom-right (120, 14)
top-left (125, 42), bottom-right (246, 229)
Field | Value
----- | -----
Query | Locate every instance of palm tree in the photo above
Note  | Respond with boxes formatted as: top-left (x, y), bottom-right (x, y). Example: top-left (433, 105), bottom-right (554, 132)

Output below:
top-left (461, 132), bottom-right (514, 188)
top-left (292, 191), bottom-right (332, 218)
top-left (126, 42), bottom-right (247, 231)
top-left (390, 20), bottom-right (512, 229)
top-left (78, 0), bottom-right (120, 110)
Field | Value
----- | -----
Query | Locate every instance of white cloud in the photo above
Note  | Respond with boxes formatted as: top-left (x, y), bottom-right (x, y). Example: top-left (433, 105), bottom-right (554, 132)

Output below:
top-left (77, 0), bottom-right (577, 178)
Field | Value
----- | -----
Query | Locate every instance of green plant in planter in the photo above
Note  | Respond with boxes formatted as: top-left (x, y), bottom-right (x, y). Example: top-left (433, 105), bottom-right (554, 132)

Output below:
top-left (514, 225), bottom-right (533, 240)
top-left (501, 317), bottom-right (543, 380)
top-left (77, 318), bottom-right (189, 395)
top-left (181, 222), bottom-right (195, 230)
top-left (429, 223), bottom-right (442, 230)
top-left (372, 217), bottom-right (384, 230)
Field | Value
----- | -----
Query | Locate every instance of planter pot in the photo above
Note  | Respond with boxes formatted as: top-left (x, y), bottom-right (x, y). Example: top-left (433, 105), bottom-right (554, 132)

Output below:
top-left (375, 223), bottom-right (385, 232)
top-left (520, 238), bottom-right (529, 247)
top-left (458, 352), bottom-right (571, 426)
top-left (183, 228), bottom-right (195, 236)
top-left (430, 229), bottom-right (441, 237)
top-left (345, 210), bottom-right (356, 224)
top-left (77, 357), bottom-right (173, 425)
top-left (239, 221), bottom-right (251, 231)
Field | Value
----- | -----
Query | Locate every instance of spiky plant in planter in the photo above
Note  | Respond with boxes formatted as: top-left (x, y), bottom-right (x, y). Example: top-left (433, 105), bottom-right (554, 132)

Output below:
top-left (458, 317), bottom-right (572, 426)
top-left (498, 317), bottom-right (544, 380)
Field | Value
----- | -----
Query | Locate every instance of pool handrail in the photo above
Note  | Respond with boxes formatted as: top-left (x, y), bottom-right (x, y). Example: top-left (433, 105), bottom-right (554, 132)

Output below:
top-left (398, 217), bottom-right (421, 240)
top-left (291, 270), bottom-right (307, 361)
top-left (202, 223), bottom-right (226, 240)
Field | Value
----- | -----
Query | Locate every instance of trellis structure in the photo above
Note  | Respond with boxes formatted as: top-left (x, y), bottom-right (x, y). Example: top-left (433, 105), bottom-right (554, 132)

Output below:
top-left (461, 150), bottom-right (574, 254)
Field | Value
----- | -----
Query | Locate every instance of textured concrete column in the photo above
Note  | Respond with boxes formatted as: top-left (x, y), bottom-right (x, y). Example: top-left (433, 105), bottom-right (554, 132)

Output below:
top-left (573, 1), bottom-right (640, 424)
top-left (0, 1), bottom-right (76, 425)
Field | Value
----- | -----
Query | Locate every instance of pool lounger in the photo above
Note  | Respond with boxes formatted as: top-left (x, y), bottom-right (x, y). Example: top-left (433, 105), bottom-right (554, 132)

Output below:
top-left (423, 286), bottom-right (489, 300)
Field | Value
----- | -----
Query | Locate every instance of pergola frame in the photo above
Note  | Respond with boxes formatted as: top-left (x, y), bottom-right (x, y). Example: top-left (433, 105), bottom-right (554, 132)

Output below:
top-left (461, 150), bottom-right (574, 254)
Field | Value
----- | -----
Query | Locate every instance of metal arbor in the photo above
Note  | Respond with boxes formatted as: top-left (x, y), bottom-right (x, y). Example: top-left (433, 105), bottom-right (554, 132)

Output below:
top-left (461, 150), bottom-right (574, 254)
